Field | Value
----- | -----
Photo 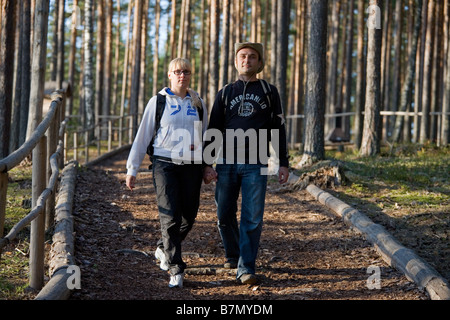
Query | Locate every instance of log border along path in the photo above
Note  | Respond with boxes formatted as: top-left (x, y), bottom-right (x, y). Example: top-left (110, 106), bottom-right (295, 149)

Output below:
top-left (35, 146), bottom-right (450, 300)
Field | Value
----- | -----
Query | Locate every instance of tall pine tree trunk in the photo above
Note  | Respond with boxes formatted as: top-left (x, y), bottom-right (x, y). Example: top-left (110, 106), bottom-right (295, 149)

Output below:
top-left (354, 0), bottom-right (366, 148)
top-left (442, 0), bottom-right (450, 146)
top-left (276, 0), bottom-right (290, 113)
top-left (392, 0), bottom-right (422, 143)
top-left (103, 0), bottom-right (113, 121)
top-left (84, 0), bottom-right (95, 139)
top-left (209, 0), bottom-right (219, 111)
top-left (219, 0), bottom-right (230, 89)
top-left (95, 0), bottom-right (104, 141)
top-left (67, 0), bottom-right (78, 117)
top-left (420, 0), bottom-right (435, 143)
top-left (56, 0), bottom-right (65, 88)
top-left (0, 0), bottom-right (16, 157)
top-left (153, 0), bottom-right (160, 96)
top-left (360, 0), bottom-right (382, 156)
top-left (299, 0), bottom-right (327, 167)
top-left (130, 0), bottom-right (143, 138)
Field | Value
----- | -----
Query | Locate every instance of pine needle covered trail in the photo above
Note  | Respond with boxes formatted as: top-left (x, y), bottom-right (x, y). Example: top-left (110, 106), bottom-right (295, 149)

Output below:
top-left (70, 150), bottom-right (427, 300)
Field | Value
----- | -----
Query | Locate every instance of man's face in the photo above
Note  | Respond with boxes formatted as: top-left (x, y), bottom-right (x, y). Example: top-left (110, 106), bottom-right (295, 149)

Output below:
top-left (235, 47), bottom-right (261, 76)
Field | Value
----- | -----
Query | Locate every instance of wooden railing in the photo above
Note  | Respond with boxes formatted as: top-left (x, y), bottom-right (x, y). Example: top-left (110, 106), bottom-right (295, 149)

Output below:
top-left (0, 90), bottom-right (68, 290)
top-left (63, 114), bottom-right (141, 165)
top-left (0, 87), bottom-right (138, 295)
top-left (286, 110), bottom-right (450, 147)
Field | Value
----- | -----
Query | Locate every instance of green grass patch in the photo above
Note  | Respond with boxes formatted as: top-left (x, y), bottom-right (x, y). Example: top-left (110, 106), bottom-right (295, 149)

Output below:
top-left (1, 163), bottom-right (33, 300)
top-left (319, 144), bottom-right (449, 280)
top-left (328, 144), bottom-right (449, 196)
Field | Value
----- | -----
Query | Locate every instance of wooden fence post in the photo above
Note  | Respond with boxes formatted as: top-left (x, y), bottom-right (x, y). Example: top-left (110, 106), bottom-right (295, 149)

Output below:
top-left (84, 131), bottom-right (89, 164)
top-left (108, 120), bottom-right (112, 152)
top-left (29, 135), bottom-right (47, 290)
top-left (73, 131), bottom-right (78, 161)
top-left (64, 132), bottom-right (68, 164)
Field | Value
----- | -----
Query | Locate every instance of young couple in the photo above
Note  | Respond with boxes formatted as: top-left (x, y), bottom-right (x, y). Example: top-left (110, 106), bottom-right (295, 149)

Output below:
top-left (126, 42), bottom-right (289, 288)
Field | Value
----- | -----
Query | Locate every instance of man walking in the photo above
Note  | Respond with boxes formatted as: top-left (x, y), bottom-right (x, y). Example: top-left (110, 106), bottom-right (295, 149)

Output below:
top-left (203, 42), bottom-right (289, 285)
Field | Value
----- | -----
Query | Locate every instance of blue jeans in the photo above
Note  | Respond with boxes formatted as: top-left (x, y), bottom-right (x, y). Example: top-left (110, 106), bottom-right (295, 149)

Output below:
top-left (215, 163), bottom-right (268, 279)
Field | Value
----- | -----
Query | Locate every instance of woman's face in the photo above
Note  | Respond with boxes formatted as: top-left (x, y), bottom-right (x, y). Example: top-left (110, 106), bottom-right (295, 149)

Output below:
top-left (168, 66), bottom-right (191, 91)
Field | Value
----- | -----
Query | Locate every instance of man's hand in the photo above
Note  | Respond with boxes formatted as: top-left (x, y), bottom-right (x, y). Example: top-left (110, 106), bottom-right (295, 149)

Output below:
top-left (203, 166), bottom-right (218, 184)
top-left (278, 166), bottom-right (289, 184)
top-left (126, 175), bottom-right (136, 191)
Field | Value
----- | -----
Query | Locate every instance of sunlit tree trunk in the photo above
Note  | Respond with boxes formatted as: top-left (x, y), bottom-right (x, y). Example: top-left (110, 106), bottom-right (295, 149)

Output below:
top-left (56, 0), bottom-right (65, 88)
top-left (392, 0), bottom-right (422, 143)
top-left (209, 0), bottom-right (219, 111)
top-left (360, 0), bottom-right (382, 157)
top-left (420, 0), bottom-right (435, 143)
top-left (139, 0), bottom-right (148, 114)
top-left (153, 0), bottom-right (160, 96)
top-left (95, 0), bottom-right (105, 141)
top-left (275, 0), bottom-right (290, 113)
top-left (103, 0), bottom-right (113, 121)
top-left (130, 0), bottom-right (143, 138)
top-left (299, 0), bottom-right (327, 167)
top-left (219, 0), bottom-right (230, 89)
top-left (67, 0), bottom-right (78, 117)
top-left (111, 0), bottom-right (121, 115)
top-left (84, 0), bottom-right (95, 139)
top-left (354, 0), bottom-right (366, 148)
top-left (326, 0), bottom-right (340, 138)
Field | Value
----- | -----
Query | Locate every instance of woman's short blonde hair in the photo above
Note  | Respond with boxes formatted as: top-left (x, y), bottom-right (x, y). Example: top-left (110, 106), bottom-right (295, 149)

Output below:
top-left (168, 58), bottom-right (202, 110)
top-left (168, 58), bottom-right (192, 73)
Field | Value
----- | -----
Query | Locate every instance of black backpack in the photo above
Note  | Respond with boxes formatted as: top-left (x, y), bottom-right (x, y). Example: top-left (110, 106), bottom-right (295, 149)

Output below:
top-left (146, 93), bottom-right (204, 166)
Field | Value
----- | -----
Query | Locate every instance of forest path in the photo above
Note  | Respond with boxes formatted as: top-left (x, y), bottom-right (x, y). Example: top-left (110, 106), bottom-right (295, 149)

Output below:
top-left (69, 149), bottom-right (428, 300)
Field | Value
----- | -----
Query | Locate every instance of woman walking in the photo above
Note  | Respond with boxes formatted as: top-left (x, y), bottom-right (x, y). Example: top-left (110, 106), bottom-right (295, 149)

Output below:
top-left (126, 58), bottom-right (207, 288)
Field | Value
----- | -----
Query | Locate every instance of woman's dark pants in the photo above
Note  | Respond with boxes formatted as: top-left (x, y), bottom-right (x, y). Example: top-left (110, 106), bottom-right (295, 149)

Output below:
top-left (152, 159), bottom-right (203, 276)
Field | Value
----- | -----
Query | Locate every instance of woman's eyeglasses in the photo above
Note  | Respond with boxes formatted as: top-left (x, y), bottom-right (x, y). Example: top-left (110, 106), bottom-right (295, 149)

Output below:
top-left (172, 70), bottom-right (191, 76)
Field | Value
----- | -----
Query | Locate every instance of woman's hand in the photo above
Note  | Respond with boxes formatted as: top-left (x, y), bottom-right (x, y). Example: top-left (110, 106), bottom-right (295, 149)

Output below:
top-left (126, 175), bottom-right (136, 191)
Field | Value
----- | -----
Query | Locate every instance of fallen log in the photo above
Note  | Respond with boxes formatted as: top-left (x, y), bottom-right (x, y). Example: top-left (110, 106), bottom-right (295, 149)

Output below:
top-left (306, 184), bottom-right (450, 300)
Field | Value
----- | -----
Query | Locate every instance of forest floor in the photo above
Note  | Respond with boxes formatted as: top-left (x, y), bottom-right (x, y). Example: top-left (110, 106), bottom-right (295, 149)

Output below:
top-left (68, 149), bottom-right (433, 301)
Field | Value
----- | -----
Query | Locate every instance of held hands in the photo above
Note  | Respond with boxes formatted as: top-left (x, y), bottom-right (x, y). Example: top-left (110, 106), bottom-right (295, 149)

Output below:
top-left (202, 166), bottom-right (288, 185)
top-left (203, 166), bottom-right (218, 184)
top-left (278, 166), bottom-right (289, 185)
top-left (126, 175), bottom-right (136, 191)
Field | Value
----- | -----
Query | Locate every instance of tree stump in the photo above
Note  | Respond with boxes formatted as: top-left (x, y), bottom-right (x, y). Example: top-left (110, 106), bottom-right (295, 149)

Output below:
top-left (292, 160), bottom-right (348, 190)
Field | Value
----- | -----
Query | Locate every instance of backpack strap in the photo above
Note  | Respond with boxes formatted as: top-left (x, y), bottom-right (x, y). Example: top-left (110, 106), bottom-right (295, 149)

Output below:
top-left (154, 93), bottom-right (166, 135)
top-left (198, 107), bottom-right (203, 122)
top-left (222, 80), bottom-right (272, 109)
top-left (221, 83), bottom-right (234, 115)
top-left (146, 93), bottom-right (166, 163)
top-left (259, 79), bottom-right (272, 110)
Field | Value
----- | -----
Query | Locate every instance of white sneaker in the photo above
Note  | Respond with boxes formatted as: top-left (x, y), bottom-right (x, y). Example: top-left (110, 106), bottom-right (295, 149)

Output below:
top-left (169, 273), bottom-right (184, 288)
top-left (154, 247), bottom-right (169, 271)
